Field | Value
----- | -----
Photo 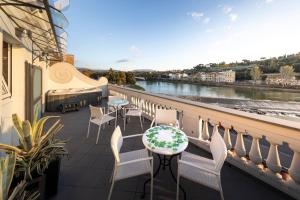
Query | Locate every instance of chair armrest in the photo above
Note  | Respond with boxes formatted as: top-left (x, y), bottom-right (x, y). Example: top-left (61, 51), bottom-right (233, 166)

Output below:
top-left (117, 157), bottom-right (153, 166)
top-left (123, 134), bottom-right (143, 139)
top-left (178, 160), bottom-right (220, 176)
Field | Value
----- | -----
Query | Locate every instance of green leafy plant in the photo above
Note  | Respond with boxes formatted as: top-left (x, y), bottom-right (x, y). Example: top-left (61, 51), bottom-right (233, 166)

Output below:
top-left (0, 113), bottom-right (67, 180)
top-left (0, 152), bottom-right (39, 200)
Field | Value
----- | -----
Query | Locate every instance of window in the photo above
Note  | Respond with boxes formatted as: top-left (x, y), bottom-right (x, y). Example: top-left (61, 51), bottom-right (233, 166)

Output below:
top-left (2, 41), bottom-right (12, 98)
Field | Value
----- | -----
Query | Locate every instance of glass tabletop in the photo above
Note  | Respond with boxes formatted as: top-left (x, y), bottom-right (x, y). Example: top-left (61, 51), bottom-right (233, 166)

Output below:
top-left (108, 99), bottom-right (129, 107)
top-left (142, 125), bottom-right (189, 155)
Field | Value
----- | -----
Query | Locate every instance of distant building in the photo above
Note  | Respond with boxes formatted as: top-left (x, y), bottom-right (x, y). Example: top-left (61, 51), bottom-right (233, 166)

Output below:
top-left (168, 73), bottom-right (188, 79)
top-left (192, 70), bottom-right (235, 83)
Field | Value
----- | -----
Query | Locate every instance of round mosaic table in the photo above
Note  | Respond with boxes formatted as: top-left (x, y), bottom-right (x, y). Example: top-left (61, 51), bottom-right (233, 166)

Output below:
top-left (141, 125), bottom-right (188, 199)
top-left (142, 125), bottom-right (188, 155)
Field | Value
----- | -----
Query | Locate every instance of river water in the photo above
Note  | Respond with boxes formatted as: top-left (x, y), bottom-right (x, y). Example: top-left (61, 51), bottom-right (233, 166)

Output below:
top-left (136, 80), bottom-right (300, 102)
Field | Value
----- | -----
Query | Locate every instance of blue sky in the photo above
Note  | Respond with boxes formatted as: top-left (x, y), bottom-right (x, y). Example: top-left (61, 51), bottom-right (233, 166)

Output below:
top-left (64, 0), bottom-right (300, 71)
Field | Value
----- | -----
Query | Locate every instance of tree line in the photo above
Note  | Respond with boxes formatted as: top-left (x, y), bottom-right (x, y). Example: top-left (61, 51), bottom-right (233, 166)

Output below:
top-left (80, 68), bottom-right (136, 85)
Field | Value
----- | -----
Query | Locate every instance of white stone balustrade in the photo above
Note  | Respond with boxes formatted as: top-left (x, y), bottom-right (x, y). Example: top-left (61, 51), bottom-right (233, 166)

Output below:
top-left (108, 84), bottom-right (300, 200)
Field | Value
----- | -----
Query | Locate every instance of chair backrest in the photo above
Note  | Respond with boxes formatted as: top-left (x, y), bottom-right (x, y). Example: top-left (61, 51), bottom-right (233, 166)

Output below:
top-left (155, 108), bottom-right (177, 126)
top-left (89, 105), bottom-right (104, 119)
top-left (111, 126), bottom-right (123, 163)
top-left (210, 128), bottom-right (227, 171)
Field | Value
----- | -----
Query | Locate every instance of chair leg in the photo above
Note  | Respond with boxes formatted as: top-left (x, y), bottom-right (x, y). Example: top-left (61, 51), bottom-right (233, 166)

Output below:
top-left (219, 176), bottom-right (224, 200)
top-left (107, 171), bottom-right (116, 200)
top-left (176, 169), bottom-right (180, 200)
top-left (96, 124), bottom-right (101, 144)
top-left (124, 115), bottom-right (126, 131)
top-left (139, 115), bottom-right (143, 130)
top-left (86, 121), bottom-right (91, 138)
top-left (150, 162), bottom-right (153, 200)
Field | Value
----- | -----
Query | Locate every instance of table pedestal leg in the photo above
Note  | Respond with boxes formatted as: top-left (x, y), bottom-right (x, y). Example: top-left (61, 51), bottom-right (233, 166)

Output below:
top-left (141, 154), bottom-right (186, 200)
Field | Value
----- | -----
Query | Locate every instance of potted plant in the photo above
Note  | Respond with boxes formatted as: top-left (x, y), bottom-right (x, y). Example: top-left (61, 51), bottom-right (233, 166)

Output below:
top-left (0, 113), bottom-right (68, 199)
top-left (0, 151), bottom-right (39, 200)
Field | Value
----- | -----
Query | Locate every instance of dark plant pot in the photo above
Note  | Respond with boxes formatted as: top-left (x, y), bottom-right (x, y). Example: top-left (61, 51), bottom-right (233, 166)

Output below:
top-left (44, 158), bottom-right (61, 199)
top-left (26, 175), bottom-right (46, 200)
top-left (10, 174), bottom-right (45, 200)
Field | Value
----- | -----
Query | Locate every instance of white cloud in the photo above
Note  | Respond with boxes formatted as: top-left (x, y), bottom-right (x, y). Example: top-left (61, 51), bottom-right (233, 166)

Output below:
top-left (187, 11), bottom-right (204, 21)
top-left (129, 45), bottom-right (141, 57)
top-left (205, 28), bottom-right (213, 33)
top-left (203, 17), bottom-right (211, 24)
top-left (222, 6), bottom-right (233, 14)
top-left (265, 0), bottom-right (273, 3)
top-left (229, 13), bottom-right (238, 22)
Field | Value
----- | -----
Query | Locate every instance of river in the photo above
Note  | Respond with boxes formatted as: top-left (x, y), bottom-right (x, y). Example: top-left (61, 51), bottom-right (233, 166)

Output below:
top-left (136, 80), bottom-right (300, 102)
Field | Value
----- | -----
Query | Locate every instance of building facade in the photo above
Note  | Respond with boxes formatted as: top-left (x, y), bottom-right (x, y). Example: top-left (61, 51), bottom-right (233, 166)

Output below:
top-left (192, 70), bottom-right (235, 83)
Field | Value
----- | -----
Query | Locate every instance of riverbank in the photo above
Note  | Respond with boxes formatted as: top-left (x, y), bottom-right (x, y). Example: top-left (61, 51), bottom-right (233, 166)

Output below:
top-left (150, 78), bottom-right (300, 93)
top-left (179, 95), bottom-right (300, 122)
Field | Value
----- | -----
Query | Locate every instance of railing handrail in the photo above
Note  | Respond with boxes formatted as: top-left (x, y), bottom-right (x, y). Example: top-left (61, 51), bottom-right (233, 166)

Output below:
top-left (109, 84), bottom-right (300, 131)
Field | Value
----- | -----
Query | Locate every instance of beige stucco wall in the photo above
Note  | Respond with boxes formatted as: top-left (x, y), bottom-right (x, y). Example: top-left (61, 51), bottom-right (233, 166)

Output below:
top-left (0, 42), bottom-right (48, 145)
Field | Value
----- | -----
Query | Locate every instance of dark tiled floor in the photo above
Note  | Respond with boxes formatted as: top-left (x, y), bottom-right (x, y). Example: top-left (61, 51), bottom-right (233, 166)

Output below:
top-left (49, 106), bottom-right (294, 200)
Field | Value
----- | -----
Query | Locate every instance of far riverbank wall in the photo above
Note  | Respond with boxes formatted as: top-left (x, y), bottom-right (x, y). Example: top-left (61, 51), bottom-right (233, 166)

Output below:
top-left (153, 79), bottom-right (300, 93)
top-left (178, 95), bottom-right (300, 122)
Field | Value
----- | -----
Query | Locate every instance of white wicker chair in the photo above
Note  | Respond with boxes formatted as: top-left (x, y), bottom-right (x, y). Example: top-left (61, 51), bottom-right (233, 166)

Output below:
top-left (176, 128), bottom-right (227, 200)
top-left (123, 99), bottom-right (144, 131)
top-left (86, 105), bottom-right (117, 144)
top-left (150, 108), bottom-right (179, 128)
top-left (108, 126), bottom-right (153, 200)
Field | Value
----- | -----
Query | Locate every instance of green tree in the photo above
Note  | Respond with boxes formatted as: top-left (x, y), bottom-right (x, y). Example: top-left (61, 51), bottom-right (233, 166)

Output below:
top-left (268, 58), bottom-right (278, 73)
top-left (106, 68), bottom-right (115, 83)
top-left (280, 65), bottom-right (295, 85)
top-left (250, 65), bottom-right (262, 83)
top-left (117, 71), bottom-right (126, 85)
top-left (125, 72), bottom-right (136, 84)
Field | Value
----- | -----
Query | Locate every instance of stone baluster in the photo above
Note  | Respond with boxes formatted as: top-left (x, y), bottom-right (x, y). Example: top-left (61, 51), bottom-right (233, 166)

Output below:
top-left (249, 136), bottom-right (263, 164)
top-left (201, 120), bottom-right (210, 140)
top-left (289, 144), bottom-right (300, 183)
top-left (152, 103), bottom-right (155, 117)
top-left (235, 131), bottom-right (246, 157)
top-left (145, 101), bottom-right (148, 115)
top-left (266, 139), bottom-right (282, 173)
top-left (197, 117), bottom-right (203, 140)
top-left (223, 127), bottom-right (232, 150)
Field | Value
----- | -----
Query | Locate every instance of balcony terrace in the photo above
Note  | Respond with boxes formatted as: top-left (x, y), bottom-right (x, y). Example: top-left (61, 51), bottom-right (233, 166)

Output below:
top-left (49, 86), bottom-right (299, 200)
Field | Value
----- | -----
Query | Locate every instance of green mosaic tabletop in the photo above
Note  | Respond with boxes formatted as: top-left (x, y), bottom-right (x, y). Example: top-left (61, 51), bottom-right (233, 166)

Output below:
top-left (142, 125), bottom-right (189, 155)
